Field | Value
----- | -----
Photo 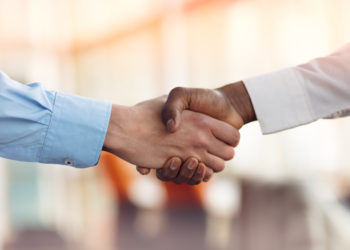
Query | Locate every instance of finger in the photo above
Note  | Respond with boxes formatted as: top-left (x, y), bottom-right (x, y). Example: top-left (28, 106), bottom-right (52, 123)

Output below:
top-left (136, 166), bottom-right (151, 175)
top-left (208, 117), bottom-right (241, 147)
top-left (156, 157), bottom-right (181, 182)
top-left (162, 87), bottom-right (190, 133)
top-left (173, 158), bottom-right (199, 184)
top-left (203, 165), bottom-right (214, 182)
top-left (207, 139), bottom-right (235, 161)
top-left (188, 163), bottom-right (205, 185)
top-left (202, 153), bottom-right (226, 173)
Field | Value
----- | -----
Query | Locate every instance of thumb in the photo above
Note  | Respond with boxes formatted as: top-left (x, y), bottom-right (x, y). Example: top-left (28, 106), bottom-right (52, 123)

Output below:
top-left (162, 87), bottom-right (191, 133)
top-left (136, 166), bottom-right (151, 175)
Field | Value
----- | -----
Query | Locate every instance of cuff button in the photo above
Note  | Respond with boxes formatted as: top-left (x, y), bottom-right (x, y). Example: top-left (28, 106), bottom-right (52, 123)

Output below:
top-left (65, 159), bottom-right (73, 166)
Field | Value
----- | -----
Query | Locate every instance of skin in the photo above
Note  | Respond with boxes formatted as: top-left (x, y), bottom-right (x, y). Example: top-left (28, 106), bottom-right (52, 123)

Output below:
top-left (137, 81), bottom-right (256, 184)
top-left (152, 157), bottom-right (209, 185)
top-left (103, 96), bottom-right (240, 173)
top-left (162, 81), bottom-right (256, 132)
top-left (137, 156), bottom-right (214, 184)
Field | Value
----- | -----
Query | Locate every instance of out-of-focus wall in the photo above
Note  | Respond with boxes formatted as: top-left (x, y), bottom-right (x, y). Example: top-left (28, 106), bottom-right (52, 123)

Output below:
top-left (1, 0), bottom-right (350, 249)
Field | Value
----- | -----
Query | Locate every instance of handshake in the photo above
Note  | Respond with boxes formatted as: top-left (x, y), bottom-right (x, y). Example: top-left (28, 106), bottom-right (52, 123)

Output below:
top-left (103, 81), bottom-right (256, 185)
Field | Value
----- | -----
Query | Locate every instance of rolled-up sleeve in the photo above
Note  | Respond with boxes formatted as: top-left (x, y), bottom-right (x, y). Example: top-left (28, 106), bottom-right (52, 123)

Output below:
top-left (0, 71), bottom-right (111, 168)
top-left (243, 43), bottom-right (350, 134)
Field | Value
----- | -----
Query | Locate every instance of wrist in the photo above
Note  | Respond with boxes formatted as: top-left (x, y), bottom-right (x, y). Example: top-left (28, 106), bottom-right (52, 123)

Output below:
top-left (217, 81), bottom-right (257, 125)
top-left (103, 104), bottom-right (130, 155)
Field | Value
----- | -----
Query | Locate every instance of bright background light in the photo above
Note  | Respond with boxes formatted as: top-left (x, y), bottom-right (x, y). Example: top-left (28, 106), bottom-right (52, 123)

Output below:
top-left (1, 0), bottom-right (350, 249)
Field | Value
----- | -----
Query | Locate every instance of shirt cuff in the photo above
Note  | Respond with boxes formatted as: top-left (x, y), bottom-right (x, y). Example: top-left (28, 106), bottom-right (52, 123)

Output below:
top-left (243, 68), bottom-right (315, 134)
top-left (39, 92), bottom-right (112, 168)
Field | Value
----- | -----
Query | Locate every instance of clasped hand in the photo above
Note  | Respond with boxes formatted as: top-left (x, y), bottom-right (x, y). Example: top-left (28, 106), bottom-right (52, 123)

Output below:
top-left (104, 83), bottom-right (251, 185)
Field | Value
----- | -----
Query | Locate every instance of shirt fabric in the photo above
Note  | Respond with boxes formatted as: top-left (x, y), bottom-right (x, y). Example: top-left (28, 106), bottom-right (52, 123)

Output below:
top-left (0, 71), bottom-right (112, 168)
top-left (243, 43), bottom-right (350, 134)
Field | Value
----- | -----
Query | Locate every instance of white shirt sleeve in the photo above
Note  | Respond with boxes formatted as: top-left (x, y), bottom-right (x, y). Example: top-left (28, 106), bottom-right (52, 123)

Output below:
top-left (243, 43), bottom-right (350, 134)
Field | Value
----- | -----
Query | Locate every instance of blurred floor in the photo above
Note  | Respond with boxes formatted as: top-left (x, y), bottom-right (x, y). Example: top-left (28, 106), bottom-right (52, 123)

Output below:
top-left (3, 229), bottom-right (82, 250)
top-left (4, 180), bottom-right (333, 250)
top-left (115, 181), bottom-right (313, 250)
top-left (117, 204), bottom-right (207, 250)
top-left (3, 205), bottom-right (208, 250)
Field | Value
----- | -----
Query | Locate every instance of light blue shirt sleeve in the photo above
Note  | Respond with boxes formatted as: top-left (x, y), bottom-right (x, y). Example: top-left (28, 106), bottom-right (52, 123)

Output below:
top-left (0, 71), bottom-right (112, 168)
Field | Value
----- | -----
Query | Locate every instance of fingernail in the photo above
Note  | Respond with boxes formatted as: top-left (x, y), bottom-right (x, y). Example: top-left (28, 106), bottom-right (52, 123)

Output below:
top-left (170, 159), bottom-right (179, 171)
top-left (196, 166), bottom-right (202, 175)
top-left (187, 159), bottom-right (197, 170)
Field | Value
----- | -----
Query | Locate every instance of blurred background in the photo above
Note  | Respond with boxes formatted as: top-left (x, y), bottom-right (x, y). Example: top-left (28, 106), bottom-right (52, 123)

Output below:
top-left (1, 0), bottom-right (350, 249)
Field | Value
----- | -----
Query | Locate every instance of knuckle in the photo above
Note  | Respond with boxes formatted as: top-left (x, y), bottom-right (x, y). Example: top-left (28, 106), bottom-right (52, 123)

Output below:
top-left (183, 173), bottom-right (192, 180)
top-left (156, 170), bottom-right (169, 182)
top-left (195, 133), bottom-right (209, 148)
top-left (170, 86), bottom-right (186, 96)
top-left (174, 172), bottom-right (191, 184)
top-left (193, 114), bottom-right (209, 127)
top-left (188, 180), bottom-right (201, 186)
top-left (190, 175), bottom-right (202, 185)
top-left (194, 138), bottom-right (207, 149)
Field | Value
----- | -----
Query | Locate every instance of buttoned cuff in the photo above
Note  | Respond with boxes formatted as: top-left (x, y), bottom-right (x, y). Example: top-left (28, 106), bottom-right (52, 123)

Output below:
top-left (39, 92), bottom-right (112, 168)
top-left (243, 68), bottom-right (315, 134)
